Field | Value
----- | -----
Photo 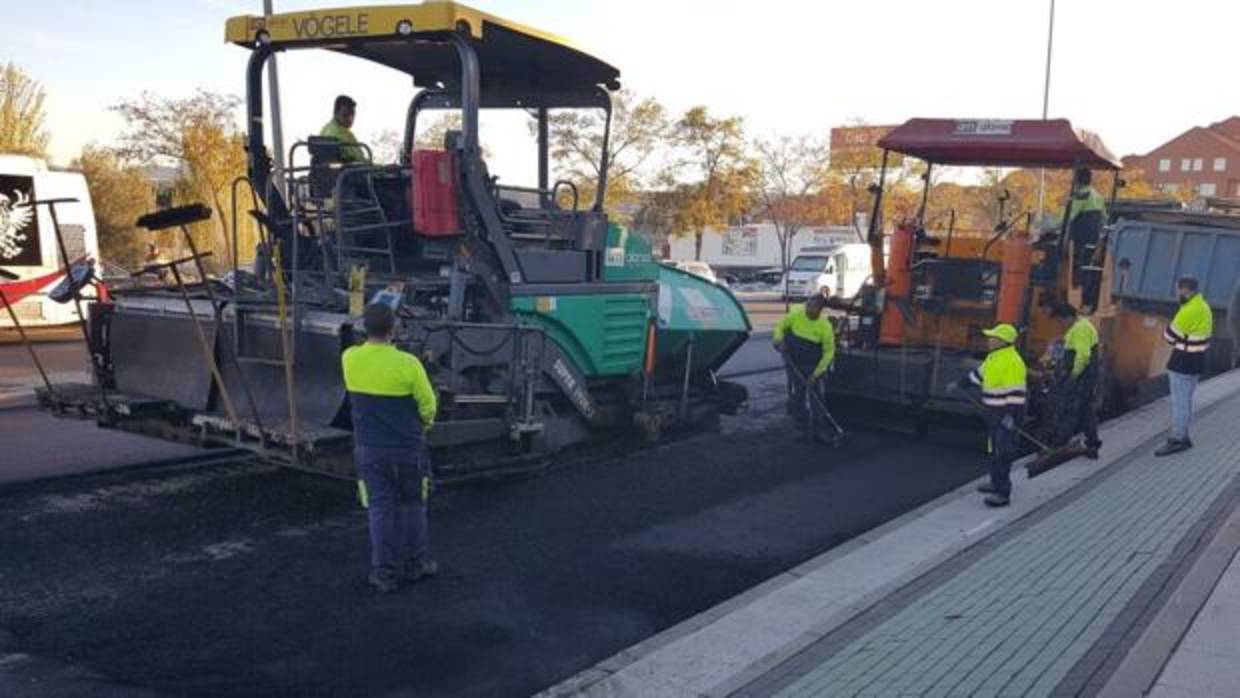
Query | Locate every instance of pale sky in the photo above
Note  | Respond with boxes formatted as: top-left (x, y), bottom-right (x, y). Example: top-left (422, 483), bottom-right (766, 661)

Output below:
top-left (8, 0), bottom-right (1239, 185)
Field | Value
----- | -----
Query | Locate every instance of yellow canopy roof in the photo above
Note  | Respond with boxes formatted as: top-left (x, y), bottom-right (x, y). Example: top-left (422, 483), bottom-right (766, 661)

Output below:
top-left (225, 2), bottom-right (620, 91)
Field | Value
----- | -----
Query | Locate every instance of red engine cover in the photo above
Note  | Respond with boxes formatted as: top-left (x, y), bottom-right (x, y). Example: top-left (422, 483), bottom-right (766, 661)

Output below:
top-left (412, 149), bottom-right (461, 236)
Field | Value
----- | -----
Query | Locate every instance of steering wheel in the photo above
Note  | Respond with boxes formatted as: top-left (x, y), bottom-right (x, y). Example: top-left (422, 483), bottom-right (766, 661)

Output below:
top-left (552, 180), bottom-right (580, 212)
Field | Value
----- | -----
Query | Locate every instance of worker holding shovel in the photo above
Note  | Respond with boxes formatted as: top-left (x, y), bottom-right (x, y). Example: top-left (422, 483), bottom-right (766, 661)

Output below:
top-left (948, 323), bottom-right (1028, 508)
top-left (773, 294), bottom-right (838, 444)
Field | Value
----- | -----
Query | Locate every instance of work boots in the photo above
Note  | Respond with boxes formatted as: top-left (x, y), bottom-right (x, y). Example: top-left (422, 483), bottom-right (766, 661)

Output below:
top-left (1154, 438), bottom-right (1193, 457)
top-left (983, 493), bottom-right (1011, 508)
top-left (368, 571), bottom-right (400, 594)
top-left (402, 558), bottom-right (439, 584)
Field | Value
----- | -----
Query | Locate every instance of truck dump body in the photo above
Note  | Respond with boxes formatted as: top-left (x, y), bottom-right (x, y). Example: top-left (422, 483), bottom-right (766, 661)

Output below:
top-left (1108, 215), bottom-right (1240, 383)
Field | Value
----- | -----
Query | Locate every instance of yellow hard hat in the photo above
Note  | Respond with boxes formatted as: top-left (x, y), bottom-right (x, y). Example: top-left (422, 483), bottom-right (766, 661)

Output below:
top-left (982, 323), bottom-right (1019, 344)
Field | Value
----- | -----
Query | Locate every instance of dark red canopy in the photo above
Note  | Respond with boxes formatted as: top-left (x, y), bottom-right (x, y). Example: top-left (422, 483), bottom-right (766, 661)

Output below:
top-left (877, 118), bottom-right (1121, 170)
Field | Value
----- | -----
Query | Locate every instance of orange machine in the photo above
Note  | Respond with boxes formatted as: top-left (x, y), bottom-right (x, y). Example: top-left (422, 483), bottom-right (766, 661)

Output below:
top-left (830, 118), bottom-right (1123, 435)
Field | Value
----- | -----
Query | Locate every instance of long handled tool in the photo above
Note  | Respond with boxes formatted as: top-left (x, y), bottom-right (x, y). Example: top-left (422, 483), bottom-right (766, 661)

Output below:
top-left (133, 252), bottom-right (242, 431)
top-left (782, 354), bottom-right (847, 448)
top-left (955, 389), bottom-right (1053, 452)
top-left (953, 389), bottom-right (1085, 477)
top-left (0, 268), bottom-right (57, 404)
top-left (136, 205), bottom-right (266, 437)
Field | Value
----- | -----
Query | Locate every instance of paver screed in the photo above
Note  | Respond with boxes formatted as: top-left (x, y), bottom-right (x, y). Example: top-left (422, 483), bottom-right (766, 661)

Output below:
top-left (771, 391), bottom-right (1240, 698)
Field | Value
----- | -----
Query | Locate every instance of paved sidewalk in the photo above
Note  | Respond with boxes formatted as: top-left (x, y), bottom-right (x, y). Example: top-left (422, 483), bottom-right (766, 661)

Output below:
top-left (544, 371), bottom-right (1240, 698)
top-left (742, 389), bottom-right (1240, 697)
top-left (1146, 545), bottom-right (1240, 698)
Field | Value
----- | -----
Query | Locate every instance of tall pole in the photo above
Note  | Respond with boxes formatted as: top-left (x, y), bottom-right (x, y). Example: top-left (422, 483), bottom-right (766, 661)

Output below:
top-left (1035, 0), bottom-right (1056, 222)
top-left (264, 0), bottom-right (286, 195)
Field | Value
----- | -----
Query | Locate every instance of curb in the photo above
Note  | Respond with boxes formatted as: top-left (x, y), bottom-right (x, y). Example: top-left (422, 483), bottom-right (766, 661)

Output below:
top-left (539, 369), bottom-right (1240, 698)
top-left (1099, 495), bottom-right (1240, 697)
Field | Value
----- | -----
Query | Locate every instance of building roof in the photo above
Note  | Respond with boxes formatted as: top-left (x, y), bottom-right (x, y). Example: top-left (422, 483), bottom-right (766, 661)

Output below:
top-left (1130, 116), bottom-right (1240, 161)
top-left (225, 3), bottom-right (620, 91)
top-left (1208, 116), bottom-right (1240, 143)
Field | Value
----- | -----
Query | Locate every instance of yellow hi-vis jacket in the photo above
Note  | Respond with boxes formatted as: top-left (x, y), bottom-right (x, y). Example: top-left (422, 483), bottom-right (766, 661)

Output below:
top-left (774, 304), bottom-right (836, 378)
top-left (1164, 293), bottom-right (1213, 375)
top-left (320, 119), bottom-right (368, 163)
top-left (967, 345), bottom-right (1028, 409)
top-left (1067, 186), bottom-right (1107, 223)
top-left (1064, 317), bottom-right (1099, 378)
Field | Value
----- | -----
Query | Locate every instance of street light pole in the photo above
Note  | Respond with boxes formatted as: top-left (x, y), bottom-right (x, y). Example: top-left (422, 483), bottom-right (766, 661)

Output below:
top-left (1035, 0), bottom-right (1056, 222)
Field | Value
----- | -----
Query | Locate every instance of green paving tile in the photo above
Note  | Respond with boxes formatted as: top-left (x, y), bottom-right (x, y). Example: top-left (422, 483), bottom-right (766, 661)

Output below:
top-left (773, 392), bottom-right (1240, 697)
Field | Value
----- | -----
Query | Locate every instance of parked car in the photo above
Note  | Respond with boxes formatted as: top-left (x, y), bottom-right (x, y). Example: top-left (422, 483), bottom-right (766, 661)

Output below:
top-left (674, 260), bottom-right (724, 286)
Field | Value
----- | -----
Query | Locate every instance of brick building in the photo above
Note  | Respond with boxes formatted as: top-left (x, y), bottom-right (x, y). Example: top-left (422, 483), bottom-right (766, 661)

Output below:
top-left (1124, 116), bottom-right (1240, 198)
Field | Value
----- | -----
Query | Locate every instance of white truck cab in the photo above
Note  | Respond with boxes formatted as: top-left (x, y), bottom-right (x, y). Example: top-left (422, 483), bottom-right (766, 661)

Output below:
top-left (781, 243), bottom-right (873, 300)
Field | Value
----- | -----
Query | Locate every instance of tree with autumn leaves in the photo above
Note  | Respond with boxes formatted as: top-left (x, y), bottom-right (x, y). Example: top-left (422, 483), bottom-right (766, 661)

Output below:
top-left (111, 90), bottom-right (256, 273)
top-left (663, 107), bottom-right (759, 261)
top-left (0, 63), bottom-right (50, 159)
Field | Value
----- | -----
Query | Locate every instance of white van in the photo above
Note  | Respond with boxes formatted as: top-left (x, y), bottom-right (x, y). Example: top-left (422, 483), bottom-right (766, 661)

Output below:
top-left (780, 243), bottom-right (873, 300)
top-left (0, 155), bottom-right (100, 328)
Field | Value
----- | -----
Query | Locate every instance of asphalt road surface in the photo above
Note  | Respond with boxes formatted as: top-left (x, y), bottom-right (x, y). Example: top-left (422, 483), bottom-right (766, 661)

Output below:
top-left (0, 340), bottom-right (86, 385)
top-left (0, 374), bottom-right (985, 697)
top-left (0, 406), bottom-right (205, 485)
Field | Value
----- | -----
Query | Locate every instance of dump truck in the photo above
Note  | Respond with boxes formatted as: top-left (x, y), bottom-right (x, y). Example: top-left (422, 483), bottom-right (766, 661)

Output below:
top-left (38, 3), bottom-right (750, 479)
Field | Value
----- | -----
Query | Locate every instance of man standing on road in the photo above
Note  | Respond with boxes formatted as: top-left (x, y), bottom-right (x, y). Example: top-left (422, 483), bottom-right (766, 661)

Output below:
top-left (773, 294), bottom-right (836, 442)
top-left (342, 303), bottom-right (438, 592)
top-left (321, 95), bottom-right (368, 164)
top-left (949, 324), bottom-right (1027, 508)
top-left (1056, 303), bottom-right (1102, 460)
top-left (1156, 276), bottom-right (1213, 456)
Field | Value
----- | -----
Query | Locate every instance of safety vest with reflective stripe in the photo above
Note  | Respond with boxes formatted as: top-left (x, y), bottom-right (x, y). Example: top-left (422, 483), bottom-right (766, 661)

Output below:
top-left (968, 345), bottom-right (1028, 409)
top-left (1164, 293), bottom-right (1213, 374)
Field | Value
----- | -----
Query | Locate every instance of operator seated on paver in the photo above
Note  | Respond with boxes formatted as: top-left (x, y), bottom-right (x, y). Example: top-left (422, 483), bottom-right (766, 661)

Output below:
top-left (773, 294), bottom-right (836, 442)
top-left (948, 323), bottom-right (1027, 508)
top-left (342, 303), bottom-right (439, 593)
top-left (320, 94), bottom-right (369, 164)
top-left (1055, 302), bottom-right (1102, 460)
top-left (1156, 275), bottom-right (1213, 457)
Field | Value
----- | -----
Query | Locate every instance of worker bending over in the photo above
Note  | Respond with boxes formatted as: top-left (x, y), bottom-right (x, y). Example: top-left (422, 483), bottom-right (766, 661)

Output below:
top-left (1056, 304), bottom-right (1102, 459)
top-left (950, 323), bottom-right (1027, 508)
top-left (1156, 276), bottom-right (1213, 456)
top-left (321, 94), bottom-right (369, 164)
top-left (773, 295), bottom-right (836, 442)
top-left (342, 303), bottom-right (439, 592)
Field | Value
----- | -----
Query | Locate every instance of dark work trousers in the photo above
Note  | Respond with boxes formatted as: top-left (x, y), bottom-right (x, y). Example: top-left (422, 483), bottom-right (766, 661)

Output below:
top-left (1073, 364), bottom-right (1101, 448)
top-left (986, 411), bottom-right (1020, 498)
top-left (784, 335), bottom-right (827, 436)
top-left (355, 445), bottom-right (431, 578)
top-left (1056, 361), bottom-right (1100, 449)
top-left (786, 362), bottom-right (828, 434)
